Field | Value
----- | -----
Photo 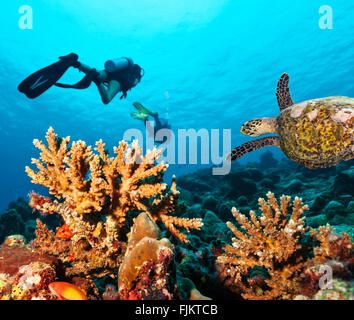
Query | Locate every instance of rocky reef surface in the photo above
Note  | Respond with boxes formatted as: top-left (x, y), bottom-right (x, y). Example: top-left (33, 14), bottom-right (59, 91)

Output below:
top-left (177, 151), bottom-right (354, 235)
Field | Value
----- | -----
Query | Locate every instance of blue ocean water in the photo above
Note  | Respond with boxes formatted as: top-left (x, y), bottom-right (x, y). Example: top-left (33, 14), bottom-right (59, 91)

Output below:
top-left (0, 0), bottom-right (353, 212)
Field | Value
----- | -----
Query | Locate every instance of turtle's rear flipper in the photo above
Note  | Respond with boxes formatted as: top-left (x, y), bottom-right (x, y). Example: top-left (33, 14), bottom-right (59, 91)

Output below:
top-left (276, 73), bottom-right (294, 111)
top-left (226, 136), bottom-right (280, 161)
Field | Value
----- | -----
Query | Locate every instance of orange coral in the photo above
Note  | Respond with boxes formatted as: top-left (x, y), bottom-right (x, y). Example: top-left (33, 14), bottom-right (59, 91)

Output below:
top-left (217, 191), bottom-right (353, 300)
top-left (55, 224), bottom-right (74, 240)
top-left (25, 127), bottom-right (168, 221)
top-left (26, 128), bottom-right (202, 277)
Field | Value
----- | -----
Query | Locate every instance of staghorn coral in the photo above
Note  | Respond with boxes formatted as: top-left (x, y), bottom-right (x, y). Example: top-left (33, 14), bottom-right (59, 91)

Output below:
top-left (26, 128), bottom-right (202, 277)
top-left (149, 176), bottom-right (203, 243)
top-left (217, 191), bottom-right (353, 300)
top-left (25, 127), bottom-right (169, 222)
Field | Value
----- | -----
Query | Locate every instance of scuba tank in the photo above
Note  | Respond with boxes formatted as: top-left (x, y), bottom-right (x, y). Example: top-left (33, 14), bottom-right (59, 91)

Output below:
top-left (104, 57), bottom-right (133, 73)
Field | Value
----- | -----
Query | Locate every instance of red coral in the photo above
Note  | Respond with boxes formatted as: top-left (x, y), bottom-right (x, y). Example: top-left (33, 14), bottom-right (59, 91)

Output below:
top-left (56, 224), bottom-right (74, 240)
top-left (298, 268), bottom-right (322, 297)
top-left (328, 232), bottom-right (353, 263)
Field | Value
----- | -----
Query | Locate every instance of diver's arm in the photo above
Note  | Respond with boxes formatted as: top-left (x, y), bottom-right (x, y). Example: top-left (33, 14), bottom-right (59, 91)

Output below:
top-left (97, 80), bottom-right (121, 105)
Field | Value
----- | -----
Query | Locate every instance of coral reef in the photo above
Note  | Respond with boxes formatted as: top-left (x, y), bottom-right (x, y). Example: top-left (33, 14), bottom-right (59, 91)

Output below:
top-left (25, 128), bottom-right (202, 278)
top-left (1, 140), bottom-right (353, 300)
top-left (216, 192), bottom-right (353, 299)
top-left (148, 176), bottom-right (203, 243)
top-left (3, 235), bottom-right (27, 247)
top-left (174, 210), bottom-right (239, 300)
top-left (118, 212), bottom-right (176, 300)
top-left (173, 158), bottom-right (353, 300)
top-left (25, 127), bottom-right (170, 221)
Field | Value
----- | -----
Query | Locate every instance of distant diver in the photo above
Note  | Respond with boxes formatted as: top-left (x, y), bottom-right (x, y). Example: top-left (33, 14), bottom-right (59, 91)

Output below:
top-left (18, 53), bottom-right (144, 104)
top-left (131, 102), bottom-right (172, 145)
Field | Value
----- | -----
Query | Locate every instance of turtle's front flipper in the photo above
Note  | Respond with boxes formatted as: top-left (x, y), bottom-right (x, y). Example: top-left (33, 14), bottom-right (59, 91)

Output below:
top-left (226, 136), bottom-right (280, 161)
top-left (276, 73), bottom-right (294, 111)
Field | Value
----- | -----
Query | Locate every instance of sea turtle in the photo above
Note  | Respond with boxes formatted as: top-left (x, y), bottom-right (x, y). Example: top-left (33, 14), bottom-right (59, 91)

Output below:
top-left (227, 73), bottom-right (354, 169)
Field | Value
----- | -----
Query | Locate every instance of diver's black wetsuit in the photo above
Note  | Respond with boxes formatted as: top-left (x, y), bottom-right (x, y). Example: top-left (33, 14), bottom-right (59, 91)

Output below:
top-left (105, 62), bottom-right (143, 99)
top-left (144, 113), bottom-right (171, 145)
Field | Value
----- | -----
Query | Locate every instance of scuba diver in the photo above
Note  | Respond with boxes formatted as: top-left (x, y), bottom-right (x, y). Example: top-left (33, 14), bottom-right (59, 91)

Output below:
top-left (131, 102), bottom-right (172, 145)
top-left (18, 53), bottom-right (144, 104)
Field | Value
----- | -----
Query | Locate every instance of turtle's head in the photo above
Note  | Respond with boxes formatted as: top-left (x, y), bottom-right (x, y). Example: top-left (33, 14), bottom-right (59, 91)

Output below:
top-left (241, 117), bottom-right (277, 137)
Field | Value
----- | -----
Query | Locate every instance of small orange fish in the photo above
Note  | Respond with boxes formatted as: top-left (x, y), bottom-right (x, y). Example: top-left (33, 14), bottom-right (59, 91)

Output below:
top-left (49, 282), bottom-right (87, 300)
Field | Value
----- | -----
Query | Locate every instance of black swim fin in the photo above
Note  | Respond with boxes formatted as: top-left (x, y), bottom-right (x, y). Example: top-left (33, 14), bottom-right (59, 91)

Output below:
top-left (18, 53), bottom-right (79, 99)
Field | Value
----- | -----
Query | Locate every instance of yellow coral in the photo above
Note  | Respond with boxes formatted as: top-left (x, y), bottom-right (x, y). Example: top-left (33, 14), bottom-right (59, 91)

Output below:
top-left (11, 285), bottom-right (27, 300)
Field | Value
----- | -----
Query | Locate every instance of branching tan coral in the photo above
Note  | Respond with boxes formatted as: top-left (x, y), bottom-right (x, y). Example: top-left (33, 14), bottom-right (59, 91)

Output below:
top-left (149, 176), bottom-right (203, 243)
top-left (26, 127), bottom-right (168, 224)
top-left (217, 191), bottom-right (351, 300)
top-left (310, 226), bottom-right (353, 263)
top-left (26, 128), bottom-right (202, 277)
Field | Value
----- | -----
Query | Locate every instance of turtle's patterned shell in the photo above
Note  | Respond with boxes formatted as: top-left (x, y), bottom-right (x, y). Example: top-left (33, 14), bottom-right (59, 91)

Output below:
top-left (276, 96), bottom-right (354, 169)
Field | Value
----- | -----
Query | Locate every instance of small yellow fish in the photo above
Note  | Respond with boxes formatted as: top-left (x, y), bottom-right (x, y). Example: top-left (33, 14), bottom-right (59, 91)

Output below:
top-left (49, 282), bottom-right (87, 300)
